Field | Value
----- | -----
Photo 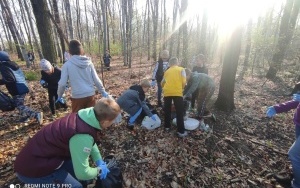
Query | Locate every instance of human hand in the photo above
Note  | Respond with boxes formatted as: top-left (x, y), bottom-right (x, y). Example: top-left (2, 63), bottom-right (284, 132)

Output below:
top-left (266, 106), bottom-right (276, 118)
top-left (40, 80), bottom-right (48, 88)
top-left (151, 115), bottom-right (156, 121)
top-left (55, 97), bottom-right (65, 104)
top-left (96, 160), bottom-right (110, 179)
top-left (102, 91), bottom-right (109, 98)
top-left (151, 80), bottom-right (156, 87)
top-left (293, 94), bottom-right (300, 102)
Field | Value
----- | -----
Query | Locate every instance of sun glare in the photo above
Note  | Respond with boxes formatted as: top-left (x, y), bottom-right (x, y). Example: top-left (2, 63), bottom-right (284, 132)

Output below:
top-left (189, 0), bottom-right (284, 37)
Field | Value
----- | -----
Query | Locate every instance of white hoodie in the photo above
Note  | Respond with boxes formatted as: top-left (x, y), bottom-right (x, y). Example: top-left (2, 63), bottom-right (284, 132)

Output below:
top-left (57, 55), bottom-right (106, 98)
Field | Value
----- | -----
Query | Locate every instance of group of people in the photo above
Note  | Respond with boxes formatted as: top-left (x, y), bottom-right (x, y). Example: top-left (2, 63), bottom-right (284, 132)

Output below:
top-left (0, 40), bottom-right (217, 187)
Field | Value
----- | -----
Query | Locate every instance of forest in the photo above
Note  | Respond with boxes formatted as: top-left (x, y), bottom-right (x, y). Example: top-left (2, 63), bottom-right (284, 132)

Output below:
top-left (0, 0), bottom-right (300, 187)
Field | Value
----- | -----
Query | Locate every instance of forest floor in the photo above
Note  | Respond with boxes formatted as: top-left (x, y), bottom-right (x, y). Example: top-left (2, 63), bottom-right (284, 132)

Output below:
top-left (0, 57), bottom-right (297, 188)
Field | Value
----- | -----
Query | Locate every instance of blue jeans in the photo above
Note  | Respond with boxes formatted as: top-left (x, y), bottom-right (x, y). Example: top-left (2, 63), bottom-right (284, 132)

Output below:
top-left (16, 160), bottom-right (84, 188)
top-left (288, 125), bottom-right (300, 188)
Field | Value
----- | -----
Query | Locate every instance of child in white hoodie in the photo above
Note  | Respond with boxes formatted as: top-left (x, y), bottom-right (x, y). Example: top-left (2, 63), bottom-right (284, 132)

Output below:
top-left (57, 40), bottom-right (109, 112)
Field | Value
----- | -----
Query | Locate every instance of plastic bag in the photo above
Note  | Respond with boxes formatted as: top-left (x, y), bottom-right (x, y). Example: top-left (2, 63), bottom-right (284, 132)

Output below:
top-left (141, 114), bottom-right (161, 130)
top-left (114, 113), bottom-right (122, 124)
top-left (94, 156), bottom-right (123, 188)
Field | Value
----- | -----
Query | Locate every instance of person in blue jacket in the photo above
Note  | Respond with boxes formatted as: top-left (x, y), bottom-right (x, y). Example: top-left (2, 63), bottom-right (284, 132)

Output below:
top-left (0, 51), bottom-right (43, 124)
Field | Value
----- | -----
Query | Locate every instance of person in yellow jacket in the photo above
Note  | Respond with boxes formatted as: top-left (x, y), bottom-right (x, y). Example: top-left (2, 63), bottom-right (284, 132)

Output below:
top-left (162, 57), bottom-right (187, 137)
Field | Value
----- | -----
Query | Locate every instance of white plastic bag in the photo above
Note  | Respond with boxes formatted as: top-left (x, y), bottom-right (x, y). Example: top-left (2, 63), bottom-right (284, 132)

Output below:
top-left (172, 117), bottom-right (199, 130)
top-left (114, 113), bottom-right (122, 124)
top-left (141, 114), bottom-right (161, 130)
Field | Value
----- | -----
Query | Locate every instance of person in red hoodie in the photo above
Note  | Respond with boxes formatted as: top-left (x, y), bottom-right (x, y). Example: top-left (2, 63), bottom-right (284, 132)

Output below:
top-left (267, 93), bottom-right (300, 187)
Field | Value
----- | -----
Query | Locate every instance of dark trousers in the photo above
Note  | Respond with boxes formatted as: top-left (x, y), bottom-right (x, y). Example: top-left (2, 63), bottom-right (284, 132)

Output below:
top-left (157, 81), bottom-right (162, 105)
top-left (164, 96), bottom-right (185, 133)
top-left (48, 88), bottom-right (58, 115)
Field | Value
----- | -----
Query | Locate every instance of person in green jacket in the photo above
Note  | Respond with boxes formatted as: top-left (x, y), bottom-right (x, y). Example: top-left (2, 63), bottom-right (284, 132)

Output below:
top-left (14, 98), bottom-right (121, 187)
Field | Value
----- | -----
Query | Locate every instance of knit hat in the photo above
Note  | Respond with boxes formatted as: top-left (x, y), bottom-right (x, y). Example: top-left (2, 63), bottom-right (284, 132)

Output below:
top-left (40, 59), bottom-right (53, 72)
top-left (0, 51), bottom-right (10, 61)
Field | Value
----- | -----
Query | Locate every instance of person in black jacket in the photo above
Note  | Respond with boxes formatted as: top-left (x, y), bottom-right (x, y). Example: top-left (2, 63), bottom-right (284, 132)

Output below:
top-left (103, 50), bottom-right (112, 71)
top-left (40, 59), bottom-right (66, 117)
top-left (0, 51), bottom-right (43, 124)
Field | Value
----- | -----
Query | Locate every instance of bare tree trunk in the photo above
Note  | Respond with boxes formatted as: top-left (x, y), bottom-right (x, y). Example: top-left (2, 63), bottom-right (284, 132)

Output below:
top-left (53, 0), bottom-right (66, 64)
top-left (101, 0), bottom-right (107, 54)
top-left (0, 11), bottom-right (13, 52)
top-left (30, 0), bottom-right (57, 64)
top-left (147, 0), bottom-right (151, 60)
top-left (181, 0), bottom-right (188, 66)
top-left (121, 0), bottom-right (128, 65)
top-left (215, 26), bottom-right (243, 112)
top-left (23, 0), bottom-right (43, 59)
top-left (18, 0), bottom-right (34, 51)
top-left (162, 0), bottom-right (167, 49)
top-left (150, 0), bottom-right (159, 60)
top-left (84, 0), bottom-right (91, 52)
top-left (169, 0), bottom-right (178, 56)
top-left (127, 0), bottom-right (133, 68)
top-left (1, 0), bottom-right (28, 64)
top-left (199, 9), bottom-right (208, 55)
top-left (266, 0), bottom-right (300, 79)
top-left (64, 0), bottom-right (74, 39)
top-left (75, 0), bottom-right (82, 41)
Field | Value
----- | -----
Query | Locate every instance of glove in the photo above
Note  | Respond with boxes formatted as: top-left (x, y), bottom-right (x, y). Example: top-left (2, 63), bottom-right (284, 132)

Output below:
top-left (40, 80), bottom-right (48, 88)
top-left (293, 94), bottom-right (300, 101)
top-left (151, 115), bottom-right (156, 121)
top-left (55, 97), bottom-right (65, 104)
top-left (102, 91), bottom-right (109, 98)
top-left (266, 106), bottom-right (276, 118)
top-left (96, 160), bottom-right (110, 179)
top-left (151, 80), bottom-right (156, 87)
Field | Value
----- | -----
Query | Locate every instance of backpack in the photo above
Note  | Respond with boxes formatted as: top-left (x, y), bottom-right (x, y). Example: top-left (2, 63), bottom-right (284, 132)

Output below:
top-left (0, 91), bottom-right (15, 111)
top-left (155, 60), bottom-right (164, 82)
top-left (94, 156), bottom-right (123, 188)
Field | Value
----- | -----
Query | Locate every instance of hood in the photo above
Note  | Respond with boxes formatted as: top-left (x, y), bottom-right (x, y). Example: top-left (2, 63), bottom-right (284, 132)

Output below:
top-left (69, 55), bottom-right (92, 68)
top-left (78, 107), bottom-right (101, 130)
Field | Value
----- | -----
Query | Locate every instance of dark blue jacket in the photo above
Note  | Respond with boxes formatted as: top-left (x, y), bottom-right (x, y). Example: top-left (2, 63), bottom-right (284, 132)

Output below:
top-left (41, 67), bottom-right (61, 90)
top-left (0, 61), bottom-right (29, 96)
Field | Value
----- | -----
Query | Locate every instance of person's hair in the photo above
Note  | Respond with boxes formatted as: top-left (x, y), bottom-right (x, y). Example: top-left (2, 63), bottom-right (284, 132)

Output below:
top-left (197, 54), bottom-right (206, 62)
top-left (69, 40), bottom-right (84, 55)
top-left (140, 79), bottom-right (151, 88)
top-left (160, 50), bottom-right (169, 60)
top-left (94, 98), bottom-right (121, 122)
top-left (169, 57), bottom-right (178, 66)
top-left (185, 68), bottom-right (192, 76)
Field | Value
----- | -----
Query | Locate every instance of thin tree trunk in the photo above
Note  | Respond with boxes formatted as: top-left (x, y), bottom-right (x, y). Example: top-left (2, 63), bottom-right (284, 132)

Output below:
top-left (18, 0), bottom-right (34, 51)
top-left (199, 9), bottom-right (208, 55)
top-left (23, 0), bottom-right (43, 59)
top-left (181, 0), bottom-right (188, 67)
top-left (0, 12), bottom-right (13, 52)
top-left (101, 0), bottom-right (107, 54)
top-left (64, 0), bottom-right (74, 39)
top-left (84, 0), bottom-right (91, 52)
top-left (147, 0), bottom-right (150, 60)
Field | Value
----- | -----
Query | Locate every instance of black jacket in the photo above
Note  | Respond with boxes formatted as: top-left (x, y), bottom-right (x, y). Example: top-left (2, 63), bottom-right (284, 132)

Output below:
top-left (41, 67), bottom-right (61, 90)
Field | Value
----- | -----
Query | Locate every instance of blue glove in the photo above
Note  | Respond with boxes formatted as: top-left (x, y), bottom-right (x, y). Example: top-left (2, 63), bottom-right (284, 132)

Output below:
top-left (151, 115), bottom-right (156, 121)
top-left (151, 80), bottom-right (156, 87)
top-left (40, 80), bottom-right (48, 88)
top-left (96, 160), bottom-right (110, 179)
top-left (55, 97), bottom-right (65, 104)
top-left (102, 91), bottom-right (109, 98)
top-left (266, 106), bottom-right (276, 118)
top-left (293, 94), bottom-right (300, 102)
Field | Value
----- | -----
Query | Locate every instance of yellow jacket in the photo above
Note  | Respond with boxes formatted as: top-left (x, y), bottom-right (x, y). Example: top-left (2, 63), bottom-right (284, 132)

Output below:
top-left (162, 65), bottom-right (186, 96)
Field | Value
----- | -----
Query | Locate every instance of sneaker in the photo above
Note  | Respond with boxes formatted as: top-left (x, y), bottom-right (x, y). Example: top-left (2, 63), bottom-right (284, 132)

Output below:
top-left (36, 112), bottom-right (43, 125)
top-left (177, 131), bottom-right (188, 138)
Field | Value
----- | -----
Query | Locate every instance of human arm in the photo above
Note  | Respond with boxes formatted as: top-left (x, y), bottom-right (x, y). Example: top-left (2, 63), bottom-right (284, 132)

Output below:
top-left (151, 62), bottom-right (159, 80)
top-left (90, 64), bottom-right (107, 96)
top-left (181, 68), bottom-right (186, 88)
top-left (273, 100), bottom-right (299, 114)
top-left (135, 92), bottom-right (153, 117)
top-left (57, 63), bottom-right (69, 98)
top-left (69, 134), bottom-right (100, 180)
top-left (184, 75), bottom-right (200, 97)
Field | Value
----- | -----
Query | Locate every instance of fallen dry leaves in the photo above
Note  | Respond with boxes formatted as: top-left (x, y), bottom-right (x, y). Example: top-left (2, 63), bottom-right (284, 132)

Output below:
top-left (0, 58), bottom-right (297, 187)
